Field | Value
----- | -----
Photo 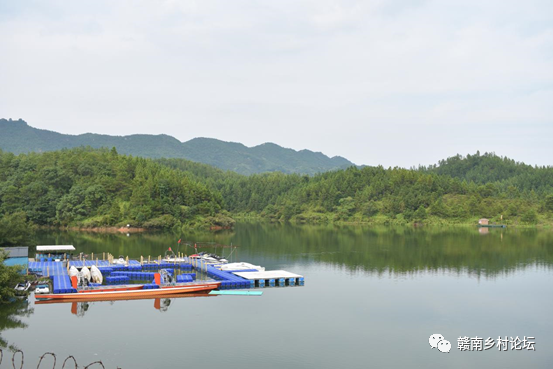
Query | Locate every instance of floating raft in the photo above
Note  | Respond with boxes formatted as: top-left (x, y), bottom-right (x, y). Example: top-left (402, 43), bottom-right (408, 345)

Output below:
top-left (30, 253), bottom-right (303, 302)
top-left (233, 270), bottom-right (304, 287)
top-left (209, 290), bottom-right (263, 296)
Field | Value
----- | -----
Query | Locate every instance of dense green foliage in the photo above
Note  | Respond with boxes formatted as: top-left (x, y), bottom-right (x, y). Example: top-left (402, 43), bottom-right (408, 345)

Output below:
top-left (420, 151), bottom-right (553, 195)
top-left (0, 119), bottom-right (353, 175)
top-left (0, 212), bottom-right (32, 246)
top-left (1, 148), bottom-right (552, 245)
top-left (0, 148), bottom-right (225, 233)
top-left (162, 155), bottom-right (553, 226)
top-left (0, 251), bottom-right (25, 304)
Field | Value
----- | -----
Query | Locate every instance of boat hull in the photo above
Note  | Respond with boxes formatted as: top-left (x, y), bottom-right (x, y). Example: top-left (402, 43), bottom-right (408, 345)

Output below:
top-left (77, 285), bottom-right (144, 293)
top-left (34, 292), bottom-right (216, 305)
top-left (35, 283), bottom-right (220, 301)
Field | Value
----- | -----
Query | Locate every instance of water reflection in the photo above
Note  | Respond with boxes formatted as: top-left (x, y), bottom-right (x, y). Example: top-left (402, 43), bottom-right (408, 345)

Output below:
top-left (71, 301), bottom-right (89, 317)
top-left (0, 300), bottom-right (33, 350)
top-left (30, 224), bottom-right (553, 278)
top-left (34, 294), bottom-right (216, 316)
top-left (3, 224), bottom-right (553, 369)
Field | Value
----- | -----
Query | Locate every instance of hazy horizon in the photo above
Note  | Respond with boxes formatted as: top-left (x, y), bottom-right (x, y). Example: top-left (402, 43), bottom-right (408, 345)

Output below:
top-left (1, 1), bottom-right (551, 168)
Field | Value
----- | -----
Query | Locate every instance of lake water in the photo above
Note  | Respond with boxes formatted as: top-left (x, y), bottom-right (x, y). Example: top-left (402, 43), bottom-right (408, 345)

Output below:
top-left (1, 223), bottom-right (553, 368)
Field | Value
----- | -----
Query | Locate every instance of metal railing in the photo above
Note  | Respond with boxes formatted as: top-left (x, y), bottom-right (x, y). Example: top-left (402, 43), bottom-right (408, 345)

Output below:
top-left (0, 349), bottom-right (120, 369)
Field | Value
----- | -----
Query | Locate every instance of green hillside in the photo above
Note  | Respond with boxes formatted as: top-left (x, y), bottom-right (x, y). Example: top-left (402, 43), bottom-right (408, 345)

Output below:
top-left (159, 154), bottom-right (553, 227)
top-left (0, 147), bottom-right (231, 242)
top-left (420, 152), bottom-right (553, 195)
top-left (0, 119), bottom-right (353, 175)
top-left (1, 147), bottom-right (552, 247)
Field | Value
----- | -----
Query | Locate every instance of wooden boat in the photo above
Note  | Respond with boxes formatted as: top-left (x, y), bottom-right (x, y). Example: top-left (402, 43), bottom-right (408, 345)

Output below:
top-left (478, 224), bottom-right (506, 228)
top-left (35, 282), bottom-right (220, 301)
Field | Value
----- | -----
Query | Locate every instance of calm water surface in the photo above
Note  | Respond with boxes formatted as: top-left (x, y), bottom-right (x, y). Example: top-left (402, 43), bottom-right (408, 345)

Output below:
top-left (1, 223), bottom-right (553, 368)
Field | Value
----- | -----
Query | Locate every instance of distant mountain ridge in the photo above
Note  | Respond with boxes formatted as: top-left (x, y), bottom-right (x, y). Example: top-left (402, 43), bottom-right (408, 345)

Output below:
top-left (0, 119), bottom-right (354, 175)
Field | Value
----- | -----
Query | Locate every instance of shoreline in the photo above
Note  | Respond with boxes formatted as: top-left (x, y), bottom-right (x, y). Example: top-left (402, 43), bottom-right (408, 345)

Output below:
top-left (48, 226), bottom-right (148, 233)
top-left (36, 219), bottom-right (551, 234)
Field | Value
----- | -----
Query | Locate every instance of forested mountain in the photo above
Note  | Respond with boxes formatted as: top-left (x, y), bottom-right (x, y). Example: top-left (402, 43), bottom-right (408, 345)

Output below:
top-left (0, 148), bottom-right (232, 238)
top-left (419, 152), bottom-right (553, 195)
top-left (0, 119), bottom-right (353, 175)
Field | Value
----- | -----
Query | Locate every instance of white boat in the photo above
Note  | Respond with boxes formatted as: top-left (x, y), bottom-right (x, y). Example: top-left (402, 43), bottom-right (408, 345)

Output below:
top-left (81, 266), bottom-right (91, 283)
top-left (163, 257), bottom-right (186, 263)
top-left (201, 256), bottom-right (220, 264)
top-left (68, 266), bottom-right (80, 284)
top-left (14, 281), bottom-right (31, 294)
top-left (35, 284), bottom-right (50, 294)
top-left (90, 265), bottom-right (103, 284)
top-left (112, 256), bottom-right (126, 265)
top-left (201, 254), bottom-right (228, 264)
top-left (220, 262), bottom-right (265, 272)
top-left (189, 252), bottom-right (228, 264)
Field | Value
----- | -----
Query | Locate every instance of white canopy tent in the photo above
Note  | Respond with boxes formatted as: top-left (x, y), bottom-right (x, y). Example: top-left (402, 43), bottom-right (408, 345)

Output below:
top-left (36, 245), bottom-right (75, 252)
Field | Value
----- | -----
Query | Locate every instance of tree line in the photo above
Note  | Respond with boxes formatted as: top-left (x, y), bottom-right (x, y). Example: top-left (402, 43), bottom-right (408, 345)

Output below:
top-left (0, 147), bottom-right (231, 245)
top-left (160, 152), bottom-right (553, 225)
top-left (1, 148), bottom-right (553, 247)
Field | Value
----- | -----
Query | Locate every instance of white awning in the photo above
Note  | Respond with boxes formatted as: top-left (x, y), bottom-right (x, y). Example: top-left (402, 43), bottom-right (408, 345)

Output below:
top-left (36, 245), bottom-right (75, 252)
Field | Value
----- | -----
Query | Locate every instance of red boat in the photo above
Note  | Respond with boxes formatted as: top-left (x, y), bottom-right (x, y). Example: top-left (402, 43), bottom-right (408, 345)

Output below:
top-left (35, 282), bottom-right (220, 301)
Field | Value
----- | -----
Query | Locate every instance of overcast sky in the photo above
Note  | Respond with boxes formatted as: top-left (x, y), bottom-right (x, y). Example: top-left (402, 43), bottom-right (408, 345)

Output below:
top-left (1, 0), bottom-right (552, 168)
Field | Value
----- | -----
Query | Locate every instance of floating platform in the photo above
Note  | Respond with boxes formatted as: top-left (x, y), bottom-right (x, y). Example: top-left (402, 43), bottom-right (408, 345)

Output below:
top-left (29, 250), bottom-right (304, 304)
top-left (69, 260), bottom-right (111, 267)
top-left (28, 261), bottom-right (67, 276)
top-left (233, 270), bottom-right (304, 287)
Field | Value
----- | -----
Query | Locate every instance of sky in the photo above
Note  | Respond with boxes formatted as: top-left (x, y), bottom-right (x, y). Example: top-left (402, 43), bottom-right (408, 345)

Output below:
top-left (1, 0), bottom-right (552, 168)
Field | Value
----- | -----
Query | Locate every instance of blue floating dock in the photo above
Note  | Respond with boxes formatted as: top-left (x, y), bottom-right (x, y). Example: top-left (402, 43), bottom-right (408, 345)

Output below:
top-left (51, 275), bottom-right (77, 294)
top-left (70, 260), bottom-right (110, 268)
top-left (28, 261), bottom-right (66, 276)
top-left (30, 254), bottom-right (303, 297)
